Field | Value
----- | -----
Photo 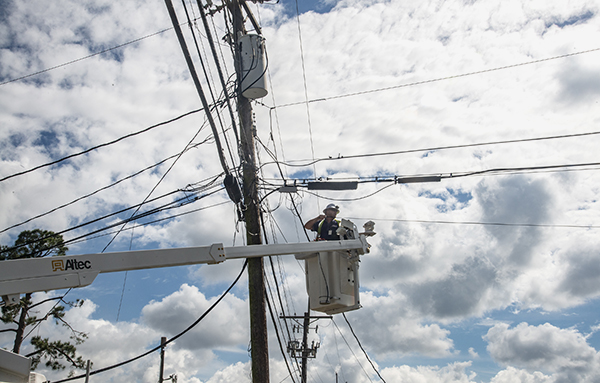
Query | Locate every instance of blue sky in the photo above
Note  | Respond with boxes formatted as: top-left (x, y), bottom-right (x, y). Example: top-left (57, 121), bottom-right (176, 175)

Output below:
top-left (2, 0), bottom-right (600, 382)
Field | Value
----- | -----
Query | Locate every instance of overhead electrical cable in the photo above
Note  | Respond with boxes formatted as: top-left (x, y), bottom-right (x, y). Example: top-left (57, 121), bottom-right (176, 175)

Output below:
top-left (64, 199), bottom-right (229, 247)
top-left (332, 319), bottom-right (374, 383)
top-left (181, 0), bottom-right (238, 171)
top-left (260, 214), bottom-right (294, 336)
top-left (342, 313), bottom-right (387, 383)
top-left (0, 189), bottom-right (179, 252)
top-left (272, 47), bottom-right (600, 109)
top-left (0, 108), bottom-right (204, 183)
top-left (265, 274), bottom-right (299, 383)
top-left (109, 114), bottom-right (208, 318)
top-left (346, 217), bottom-right (600, 230)
top-left (257, 129), bottom-right (600, 170)
top-left (304, 184), bottom-right (396, 202)
top-left (446, 161), bottom-right (600, 179)
top-left (255, 4), bottom-right (289, 180)
top-left (0, 26), bottom-right (184, 87)
top-left (331, 323), bottom-right (348, 383)
top-left (0, 137), bottom-right (214, 234)
top-left (61, 192), bottom-right (210, 247)
top-left (21, 291), bottom-right (74, 343)
top-left (0, 187), bottom-right (219, 256)
top-left (52, 260), bottom-right (248, 383)
top-left (165, 0), bottom-right (232, 176)
top-left (60, 186), bottom-right (225, 248)
top-left (294, 0), bottom-right (320, 211)
top-left (196, 0), bottom-right (241, 145)
top-left (264, 161), bottom-right (600, 189)
top-left (257, 136), bottom-right (302, 376)
top-left (100, 118), bottom-right (211, 252)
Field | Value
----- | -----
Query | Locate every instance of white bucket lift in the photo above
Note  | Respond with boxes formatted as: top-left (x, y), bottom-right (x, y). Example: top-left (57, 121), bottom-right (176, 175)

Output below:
top-left (297, 220), bottom-right (375, 315)
top-left (239, 34), bottom-right (268, 99)
top-left (0, 348), bottom-right (46, 383)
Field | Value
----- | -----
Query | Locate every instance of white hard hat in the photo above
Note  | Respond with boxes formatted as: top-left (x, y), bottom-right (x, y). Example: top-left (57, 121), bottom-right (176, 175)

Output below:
top-left (323, 203), bottom-right (339, 213)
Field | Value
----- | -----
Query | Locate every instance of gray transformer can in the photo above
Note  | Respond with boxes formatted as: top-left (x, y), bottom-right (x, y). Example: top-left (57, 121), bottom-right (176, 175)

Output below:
top-left (239, 34), bottom-right (268, 99)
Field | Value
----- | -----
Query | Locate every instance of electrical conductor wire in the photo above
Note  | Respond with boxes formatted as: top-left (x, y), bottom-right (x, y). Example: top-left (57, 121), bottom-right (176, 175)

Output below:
top-left (273, 47), bottom-right (600, 109)
top-left (342, 313), bottom-right (387, 383)
top-left (101, 118), bottom-right (209, 252)
top-left (332, 319), bottom-right (374, 383)
top-left (51, 259), bottom-right (248, 383)
top-left (257, 129), bottom-right (600, 170)
top-left (0, 137), bottom-right (213, 235)
top-left (0, 108), bottom-right (204, 183)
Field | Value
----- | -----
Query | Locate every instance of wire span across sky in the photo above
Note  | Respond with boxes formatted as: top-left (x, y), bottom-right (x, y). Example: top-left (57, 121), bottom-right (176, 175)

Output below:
top-left (257, 130), bottom-right (600, 170)
top-left (3, 1), bottom-right (600, 382)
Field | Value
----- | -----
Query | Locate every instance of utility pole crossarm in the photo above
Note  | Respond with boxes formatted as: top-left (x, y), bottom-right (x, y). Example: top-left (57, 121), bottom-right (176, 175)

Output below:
top-left (0, 237), bottom-right (369, 305)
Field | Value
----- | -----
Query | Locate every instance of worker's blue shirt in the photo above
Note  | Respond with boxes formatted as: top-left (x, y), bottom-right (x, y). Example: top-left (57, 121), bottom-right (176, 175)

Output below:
top-left (311, 218), bottom-right (341, 240)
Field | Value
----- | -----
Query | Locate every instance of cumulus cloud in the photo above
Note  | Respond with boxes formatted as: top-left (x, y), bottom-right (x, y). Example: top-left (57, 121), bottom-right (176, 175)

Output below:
top-left (490, 367), bottom-right (553, 383)
top-left (485, 322), bottom-right (600, 382)
top-left (3, 0), bottom-right (600, 382)
top-left (381, 361), bottom-right (477, 383)
top-left (141, 284), bottom-right (249, 351)
top-left (340, 298), bottom-right (456, 357)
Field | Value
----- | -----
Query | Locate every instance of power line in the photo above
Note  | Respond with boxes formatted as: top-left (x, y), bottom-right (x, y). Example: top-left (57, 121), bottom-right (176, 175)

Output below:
top-left (264, 160), bottom-right (600, 189)
top-left (265, 270), bottom-right (299, 383)
top-left (331, 319), bottom-right (374, 383)
top-left (0, 16), bottom-right (212, 87)
top-left (0, 138), bottom-right (215, 235)
top-left (51, 259), bottom-right (248, 383)
top-left (446, 161), bottom-right (600, 179)
top-left (294, 0), bottom-right (318, 202)
top-left (195, 0), bottom-right (241, 147)
top-left (257, 129), bottom-right (600, 170)
top-left (100, 115), bottom-right (211, 252)
top-left (63, 199), bottom-right (229, 247)
top-left (182, 0), bottom-right (238, 171)
top-left (342, 313), bottom-right (387, 383)
top-left (345, 217), bottom-right (600, 230)
top-left (61, 187), bottom-right (223, 249)
top-left (166, 0), bottom-right (235, 183)
top-left (303, 184), bottom-right (396, 202)
top-left (0, 108), bottom-right (204, 183)
top-left (0, 186), bottom-right (221, 256)
top-left (272, 47), bottom-right (600, 109)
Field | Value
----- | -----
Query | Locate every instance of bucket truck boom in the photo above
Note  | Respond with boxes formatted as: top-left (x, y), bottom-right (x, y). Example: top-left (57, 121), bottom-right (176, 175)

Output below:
top-left (0, 220), bottom-right (374, 309)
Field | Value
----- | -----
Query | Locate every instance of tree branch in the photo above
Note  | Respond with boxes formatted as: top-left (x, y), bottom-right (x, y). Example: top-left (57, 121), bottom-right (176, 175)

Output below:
top-left (29, 296), bottom-right (64, 310)
top-left (25, 349), bottom-right (43, 358)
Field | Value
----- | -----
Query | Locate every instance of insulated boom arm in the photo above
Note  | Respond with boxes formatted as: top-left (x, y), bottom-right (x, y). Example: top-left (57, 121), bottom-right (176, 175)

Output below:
top-left (0, 235), bottom-right (370, 306)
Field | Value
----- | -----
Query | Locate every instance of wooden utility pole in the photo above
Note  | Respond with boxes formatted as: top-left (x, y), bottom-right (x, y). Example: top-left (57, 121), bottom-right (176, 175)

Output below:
top-left (281, 312), bottom-right (331, 383)
top-left (300, 312), bottom-right (310, 383)
top-left (230, 1), bottom-right (269, 381)
top-left (159, 336), bottom-right (167, 383)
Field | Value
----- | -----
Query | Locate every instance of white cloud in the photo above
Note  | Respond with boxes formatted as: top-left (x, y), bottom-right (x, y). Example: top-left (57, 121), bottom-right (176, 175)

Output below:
top-left (141, 283), bottom-right (249, 352)
top-left (490, 367), bottom-right (554, 383)
top-left (380, 361), bottom-right (477, 383)
top-left (2, 0), bottom-right (600, 381)
top-left (468, 347), bottom-right (479, 358)
top-left (485, 322), bottom-right (600, 381)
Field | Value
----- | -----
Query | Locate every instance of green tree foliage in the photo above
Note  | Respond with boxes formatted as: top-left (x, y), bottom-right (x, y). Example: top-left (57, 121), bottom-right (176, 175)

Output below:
top-left (0, 229), bottom-right (88, 374)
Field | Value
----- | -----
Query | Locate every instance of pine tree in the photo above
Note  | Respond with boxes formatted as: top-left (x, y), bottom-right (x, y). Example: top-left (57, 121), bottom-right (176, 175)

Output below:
top-left (0, 229), bottom-right (88, 375)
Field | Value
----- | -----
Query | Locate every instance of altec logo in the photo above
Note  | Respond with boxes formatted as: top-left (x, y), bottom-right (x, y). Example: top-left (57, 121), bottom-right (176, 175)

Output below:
top-left (52, 259), bottom-right (92, 272)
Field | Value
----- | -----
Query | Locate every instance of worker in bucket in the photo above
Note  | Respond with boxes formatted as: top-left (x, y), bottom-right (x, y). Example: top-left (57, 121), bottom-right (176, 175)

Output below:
top-left (304, 203), bottom-right (341, 240)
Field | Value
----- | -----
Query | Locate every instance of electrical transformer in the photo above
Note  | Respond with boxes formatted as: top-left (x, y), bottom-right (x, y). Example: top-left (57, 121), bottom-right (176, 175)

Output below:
top-left (239, 34), bottom-right (268, 99)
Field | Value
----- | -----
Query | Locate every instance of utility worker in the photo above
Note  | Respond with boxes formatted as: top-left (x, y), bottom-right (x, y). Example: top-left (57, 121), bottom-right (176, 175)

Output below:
top-left (304, 204), bottom-right (341, 240)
